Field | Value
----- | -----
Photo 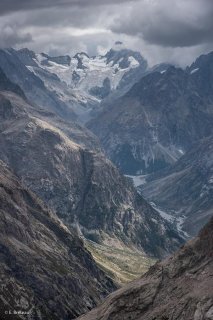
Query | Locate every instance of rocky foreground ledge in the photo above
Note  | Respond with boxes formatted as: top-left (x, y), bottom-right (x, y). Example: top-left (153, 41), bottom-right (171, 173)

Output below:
top-left (78, 216), bottom-right (213, 320)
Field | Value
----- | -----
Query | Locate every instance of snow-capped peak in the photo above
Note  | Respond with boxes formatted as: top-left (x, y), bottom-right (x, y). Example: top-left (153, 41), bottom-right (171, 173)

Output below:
top-left (31, 45), bottom-right (147, 96)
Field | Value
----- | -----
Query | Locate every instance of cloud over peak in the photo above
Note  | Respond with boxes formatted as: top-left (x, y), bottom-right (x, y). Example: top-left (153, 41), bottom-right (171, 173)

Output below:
top-left (0, 0), bottom-right (135, 15)
top-left (111, 0), bottom-right (213, 47)
top-left (0, 0), bottom-right (212, 66)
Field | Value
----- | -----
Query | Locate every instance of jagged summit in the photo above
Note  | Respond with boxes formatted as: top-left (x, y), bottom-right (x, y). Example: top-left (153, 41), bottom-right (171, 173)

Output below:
top-left (74, 52), bottom-right (90, 59)
top-left (39, 52), bottom-right (72, 66)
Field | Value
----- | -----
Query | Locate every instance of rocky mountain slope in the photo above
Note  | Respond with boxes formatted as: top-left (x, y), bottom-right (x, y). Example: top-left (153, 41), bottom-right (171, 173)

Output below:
top-left (141, 135), bottom-right (213, 236)
top-left (0, 160), bottom-right (115, 320)
top-left (88, 51), bottom-right (213, 175)
top-left (78, 215), bottom-right (213, 320)
top-left (0, 70), bottom-right (184, 259)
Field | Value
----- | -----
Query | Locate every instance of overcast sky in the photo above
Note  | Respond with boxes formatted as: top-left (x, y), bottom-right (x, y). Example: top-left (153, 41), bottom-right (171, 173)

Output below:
top-left (0, 0), bottom-right (213, 66)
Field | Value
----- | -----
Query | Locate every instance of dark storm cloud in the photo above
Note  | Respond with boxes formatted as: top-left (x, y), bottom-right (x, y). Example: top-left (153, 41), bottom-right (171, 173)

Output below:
top-left (0, 0), bottom-right (134, 15)
top-left (0, 0), bottom-right (212, 66)
top-left (111, 0), bottom-right (213, 47)
top-left (0, 24), bottom-right (32, 48)
top-left (0, 0), bottom-right (126, 48)
top-left (20, 6), bottom-right (105, 29)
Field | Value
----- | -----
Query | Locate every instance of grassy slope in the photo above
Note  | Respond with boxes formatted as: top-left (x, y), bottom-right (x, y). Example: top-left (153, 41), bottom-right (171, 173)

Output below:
top-left (85, 240), bottom-right (155, 285)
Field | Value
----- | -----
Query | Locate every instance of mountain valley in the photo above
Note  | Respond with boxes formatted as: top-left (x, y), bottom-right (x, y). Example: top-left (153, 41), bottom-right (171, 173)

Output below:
top-left (0, 69), bottom-right (184, 260)
top-left (0, 40), bottom-right (212, 320)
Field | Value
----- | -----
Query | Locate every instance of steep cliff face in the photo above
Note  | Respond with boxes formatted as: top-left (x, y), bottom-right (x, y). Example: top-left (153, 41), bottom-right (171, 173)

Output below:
top-left (0, 67), bottom-right (25, 98)
top-left (88, 52), bottom-right (213, 175)
top-left (78, 216), bottom-right (213, 320)
top-left (0, 161), bottom-right (116, 320)
top-left (141, 135), bottom-right (213, 236)
top-left (0, 84), bottom-right (183, 258)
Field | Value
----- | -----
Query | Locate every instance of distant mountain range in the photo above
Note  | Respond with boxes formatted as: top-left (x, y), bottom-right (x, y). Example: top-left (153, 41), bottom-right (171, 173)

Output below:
top-left (0, 43), bottom-right (148, 123)
top-left (0, 43), bottom-right (171, 124)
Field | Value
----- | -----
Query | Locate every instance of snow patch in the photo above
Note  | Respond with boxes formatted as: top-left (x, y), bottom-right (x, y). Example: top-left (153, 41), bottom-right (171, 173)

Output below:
top-left (128, 56), bottom-right (140, 67)
top-left (178, 148), bottom-right (185, 155)
top-left (150, 202), bottom-right (189, 238)
top-left (32, 50), bottom-right (142, 94)
top-left (190, 68), bottom-right (199, 74)
top-left (125, 175), bottom-right (147, 187)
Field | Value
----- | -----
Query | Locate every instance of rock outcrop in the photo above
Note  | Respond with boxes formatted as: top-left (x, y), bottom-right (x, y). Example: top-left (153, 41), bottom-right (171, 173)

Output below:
top-left (78, 216), bottom-right (213, 320)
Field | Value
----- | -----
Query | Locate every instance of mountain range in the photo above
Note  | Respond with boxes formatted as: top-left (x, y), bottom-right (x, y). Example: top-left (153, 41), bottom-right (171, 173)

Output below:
top-left (0, 68), bottom-right (183, 260)
top-left (0, 42), bottom-right (212, 319)
top-left (0, 43), bottom-right (172, 125)
top-left (0, 43), bottom-right (149, 123)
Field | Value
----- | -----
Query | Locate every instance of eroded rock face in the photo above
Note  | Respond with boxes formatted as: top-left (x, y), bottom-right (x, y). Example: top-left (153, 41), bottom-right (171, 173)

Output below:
top-left (0, 81), bottom-right (183, 258)
top-left (88, 52), bottom-right (213, 175)
top-left (0, 161), bottom-right (116, 320)
top-left (78, 216), bottom-right (213, 320)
